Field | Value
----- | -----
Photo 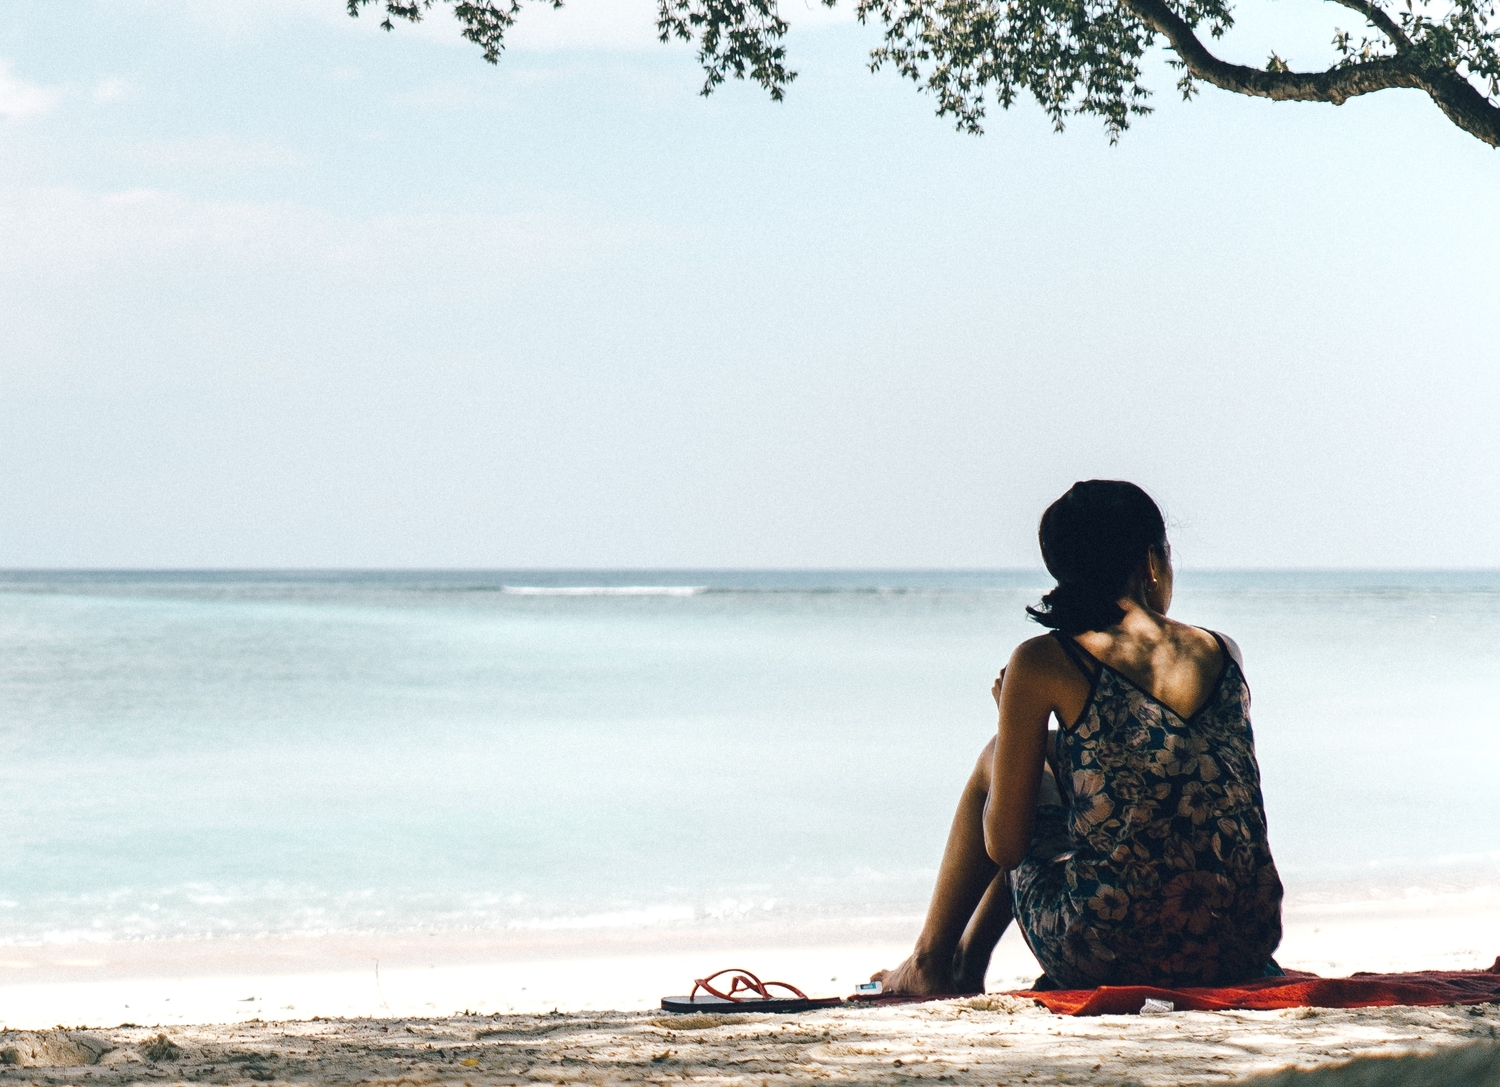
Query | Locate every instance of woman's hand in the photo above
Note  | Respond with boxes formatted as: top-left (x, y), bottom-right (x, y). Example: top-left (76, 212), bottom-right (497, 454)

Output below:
top-left (991, 667), bottom-right (1006, 713)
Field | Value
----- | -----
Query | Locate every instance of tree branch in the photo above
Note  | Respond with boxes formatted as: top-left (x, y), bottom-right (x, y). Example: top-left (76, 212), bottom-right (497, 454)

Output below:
top-left (1325, 0), bottom-right (1413, 51)
top-left (1121, 0), bottom-right (1500, 145)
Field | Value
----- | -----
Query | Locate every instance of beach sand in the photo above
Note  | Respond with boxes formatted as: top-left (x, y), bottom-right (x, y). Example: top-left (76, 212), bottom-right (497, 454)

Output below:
top-left (1, 887), bottom-right (1496, 1085)
top-left (2, 998), bottom-right (1498, 1086)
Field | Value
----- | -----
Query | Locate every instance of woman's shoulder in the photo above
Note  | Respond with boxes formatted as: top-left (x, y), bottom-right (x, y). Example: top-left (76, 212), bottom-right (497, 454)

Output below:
top-left (1010, 631), bottom-right (1068, 663)
top-left (1008, 632), bottom-right (1093, 681)
top-left (1173, 621), bottom-right (1244, 672)
top-left (1004, 635), bottom-right (1097, 725)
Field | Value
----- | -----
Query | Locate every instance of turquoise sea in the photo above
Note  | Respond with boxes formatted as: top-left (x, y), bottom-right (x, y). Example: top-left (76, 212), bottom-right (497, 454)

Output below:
top-left (1, 570), bottom-right (1497, 946)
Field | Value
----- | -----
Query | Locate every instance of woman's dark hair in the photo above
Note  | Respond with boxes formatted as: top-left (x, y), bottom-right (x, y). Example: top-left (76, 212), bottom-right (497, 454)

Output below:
top-left (1026, 480), bottom-right (1168, 635)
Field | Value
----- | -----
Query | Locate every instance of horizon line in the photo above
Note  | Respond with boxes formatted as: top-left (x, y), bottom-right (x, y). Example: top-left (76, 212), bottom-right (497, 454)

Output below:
top-left (3, 566), bottom-right (1499, 574)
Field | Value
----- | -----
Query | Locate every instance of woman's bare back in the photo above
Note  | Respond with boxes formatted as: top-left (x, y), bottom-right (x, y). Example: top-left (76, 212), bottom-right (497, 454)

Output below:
top-left (1069, 616), bottom-right (1234, 722)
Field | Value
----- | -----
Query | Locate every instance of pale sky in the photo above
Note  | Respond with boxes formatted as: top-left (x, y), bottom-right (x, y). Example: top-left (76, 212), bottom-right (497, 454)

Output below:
top-left (2, 0), bottom-right (1497, 569)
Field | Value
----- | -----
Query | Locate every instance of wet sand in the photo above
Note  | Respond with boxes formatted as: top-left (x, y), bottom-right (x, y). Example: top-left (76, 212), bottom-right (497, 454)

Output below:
top-left (2, 884), bottom-right (1495, 1029)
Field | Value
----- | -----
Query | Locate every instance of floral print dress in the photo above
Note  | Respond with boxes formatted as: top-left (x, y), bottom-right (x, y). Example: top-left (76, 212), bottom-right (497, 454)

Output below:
top-left (1010, 631), bottom-right (1284, 989)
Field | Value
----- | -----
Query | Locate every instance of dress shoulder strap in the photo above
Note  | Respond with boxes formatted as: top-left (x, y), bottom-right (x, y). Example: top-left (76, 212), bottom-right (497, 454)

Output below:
top-left (1199, 628), bottom-right (1240, 670)
top-left (1051, 631), bottom-right (1100, 680)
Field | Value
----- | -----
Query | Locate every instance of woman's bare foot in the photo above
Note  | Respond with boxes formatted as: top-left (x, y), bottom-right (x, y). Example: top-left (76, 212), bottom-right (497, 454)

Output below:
top-left (869, 951), bottom-right (956, 996)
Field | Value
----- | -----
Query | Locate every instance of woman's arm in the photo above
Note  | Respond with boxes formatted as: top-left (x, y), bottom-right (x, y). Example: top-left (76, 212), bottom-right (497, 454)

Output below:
top-left (983, 638), bottom-right (1062, 869)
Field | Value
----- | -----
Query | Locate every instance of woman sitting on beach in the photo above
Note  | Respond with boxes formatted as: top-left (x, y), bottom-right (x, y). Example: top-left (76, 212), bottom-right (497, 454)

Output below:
top-left (876, 480), bottom-right (1283, 994)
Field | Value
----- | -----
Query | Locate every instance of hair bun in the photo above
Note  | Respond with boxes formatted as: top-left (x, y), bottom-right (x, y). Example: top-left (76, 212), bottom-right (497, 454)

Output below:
top-left (1027, 582), bottom-right (1127, 634)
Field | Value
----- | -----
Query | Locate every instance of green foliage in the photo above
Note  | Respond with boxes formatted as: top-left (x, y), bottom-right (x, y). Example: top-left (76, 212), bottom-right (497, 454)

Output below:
top-left (1333, 0), bottom-right (1500, 98)
top-left (853, 0), bottom-right (1158, 138)
top-left (346, 0), bottom-right (562, 64)
top-left (657, 0), bottom-right (801, 99)
top-left (350, 0), bottom-right (1500, 141)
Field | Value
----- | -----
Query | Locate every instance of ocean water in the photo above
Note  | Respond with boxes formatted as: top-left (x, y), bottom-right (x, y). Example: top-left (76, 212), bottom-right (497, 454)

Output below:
top-left (0, 569), bottom-right (1497, 946)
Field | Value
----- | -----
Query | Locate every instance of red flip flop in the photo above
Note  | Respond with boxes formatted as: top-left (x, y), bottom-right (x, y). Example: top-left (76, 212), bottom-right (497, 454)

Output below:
top-left (661, 968), bottom-right (843, 1013)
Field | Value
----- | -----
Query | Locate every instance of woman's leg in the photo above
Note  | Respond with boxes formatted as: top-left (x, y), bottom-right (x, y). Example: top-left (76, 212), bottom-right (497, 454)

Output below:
top-left (953, 869), bottom-right (1015, 992)
top-left (872, 737), bottom-right (1010, 995)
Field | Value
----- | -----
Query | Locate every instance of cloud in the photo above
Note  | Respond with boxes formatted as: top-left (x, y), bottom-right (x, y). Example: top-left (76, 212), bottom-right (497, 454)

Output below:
top-left (127, 133), bottom-right (307, 169)
top-left (0, 184), bottom-right (677, 289)
top-left (455, 0), bottom-right (856, 53)
top-left (391, 79), bottom-right (511, 111)
top-left (0, 61), bottom-right (62, 119)
top-left (504, 0), bottom-right (663, 51)
top-left (119, 0), bottom-right (352, 34)
top-left (125, 0), bottom-right (852, 57)
top-left (99, 0), bottom-right (637, 62)
top-left (93, 77), bottom-right (132, 103)
top-left (314, 0), bottom-right (668, 54)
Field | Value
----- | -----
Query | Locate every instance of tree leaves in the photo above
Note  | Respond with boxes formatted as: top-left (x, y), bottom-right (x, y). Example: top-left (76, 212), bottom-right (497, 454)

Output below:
top-left (348, 0), bottom-right (1500, 144)
top-left (347, 0), bottom-right (563, 65)
top-left (657, 0), bottom-right (805, 98)
top-left (855, 0), bottom-right (1157, 137)
top-left (1398, 0), bottom-right (1500, 97)
top-left (1333, 0), bottom-right (1500, 100)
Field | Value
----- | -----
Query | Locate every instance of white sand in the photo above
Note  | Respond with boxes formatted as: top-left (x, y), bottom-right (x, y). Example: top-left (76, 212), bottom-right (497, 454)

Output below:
top-left (2, 998), bottom-right (1499, 1086)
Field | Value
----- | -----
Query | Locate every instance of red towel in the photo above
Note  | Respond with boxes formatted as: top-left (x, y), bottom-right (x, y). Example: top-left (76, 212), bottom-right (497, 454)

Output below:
top-left (1009, 956), bottom-right (1500, 1016)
